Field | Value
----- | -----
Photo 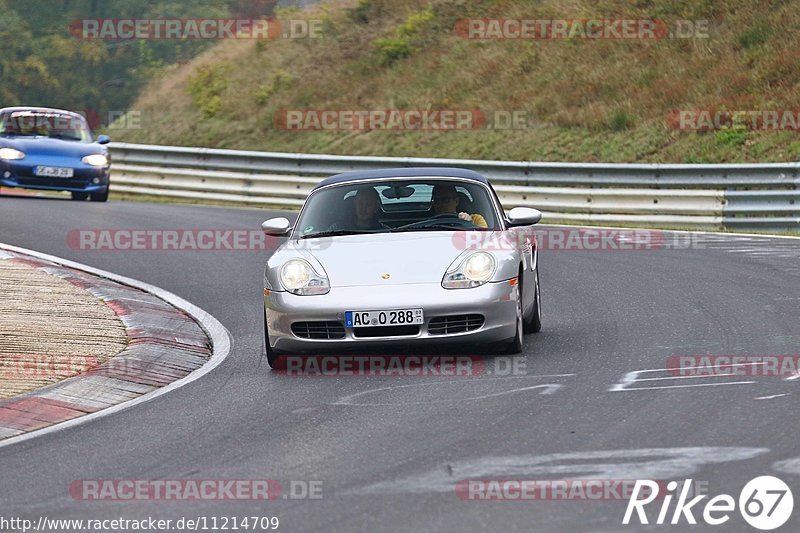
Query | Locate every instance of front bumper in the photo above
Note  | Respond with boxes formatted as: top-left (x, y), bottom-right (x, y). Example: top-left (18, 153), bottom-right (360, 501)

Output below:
top-left (0, 158), bottom-right (109, 193)
top-left (265, 280), bottom-right (518, 353)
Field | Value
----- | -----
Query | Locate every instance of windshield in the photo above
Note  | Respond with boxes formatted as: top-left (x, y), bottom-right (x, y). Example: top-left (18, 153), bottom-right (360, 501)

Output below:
top-left (294, 179), bottom-right (501, 239)
top-left (0, 110), bottom-right (92, 142)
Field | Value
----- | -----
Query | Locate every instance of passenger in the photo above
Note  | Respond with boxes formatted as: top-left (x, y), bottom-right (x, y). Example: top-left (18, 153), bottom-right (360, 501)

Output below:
top-left (431, 184), bottom-right (488, 228)
top-left (353, 187), bottom-right (383, 230)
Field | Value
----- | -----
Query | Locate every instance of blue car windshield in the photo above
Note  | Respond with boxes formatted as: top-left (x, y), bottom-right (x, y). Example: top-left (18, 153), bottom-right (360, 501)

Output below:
top-left (0, 111), bottom-right (92, 142)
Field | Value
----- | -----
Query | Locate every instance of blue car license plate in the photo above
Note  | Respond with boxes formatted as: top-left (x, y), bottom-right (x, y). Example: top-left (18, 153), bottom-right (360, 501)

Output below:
top-left (35, 166), bottom-right (74, 178)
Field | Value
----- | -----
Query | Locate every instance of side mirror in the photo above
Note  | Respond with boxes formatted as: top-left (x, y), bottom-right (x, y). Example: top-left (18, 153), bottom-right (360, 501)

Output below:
top-left (507, 207), bottom-right (542, 227)
top-left (262, 217), bottom-right (292, 236)
top-left (96, 135), bottom-right (111, 145)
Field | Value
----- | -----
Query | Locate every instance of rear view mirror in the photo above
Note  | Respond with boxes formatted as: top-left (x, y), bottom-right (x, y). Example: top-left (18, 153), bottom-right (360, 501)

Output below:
top-left (96, 135), bottom-right (111, 145)
top-left (381, 185), bottom-right (415, 199)
top-left (507, 207), bottom-right (542, 226)
top-left (262, 217), bottom-right (292, 236)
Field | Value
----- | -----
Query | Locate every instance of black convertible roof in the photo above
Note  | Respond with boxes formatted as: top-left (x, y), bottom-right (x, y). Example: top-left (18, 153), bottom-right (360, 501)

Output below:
top-left (0, 106), bottom-right (84, 118)
top-left (313, 167), bottom-right (489, 190)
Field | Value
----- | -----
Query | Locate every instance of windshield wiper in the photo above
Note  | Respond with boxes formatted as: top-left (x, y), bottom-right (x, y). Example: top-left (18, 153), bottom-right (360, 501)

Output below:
top-left (392, 223), bottom-right (472, 232)
top-left (298, 229), bottom-right (377, 240)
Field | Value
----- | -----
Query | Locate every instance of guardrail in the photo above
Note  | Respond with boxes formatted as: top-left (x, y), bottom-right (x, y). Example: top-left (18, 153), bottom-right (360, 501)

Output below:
top-left (110, 143), bottom-right (800, 233)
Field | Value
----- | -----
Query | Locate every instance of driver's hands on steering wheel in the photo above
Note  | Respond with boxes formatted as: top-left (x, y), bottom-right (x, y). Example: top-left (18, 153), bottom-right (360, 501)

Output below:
top-left (458, 212), bottom-right (471, 222)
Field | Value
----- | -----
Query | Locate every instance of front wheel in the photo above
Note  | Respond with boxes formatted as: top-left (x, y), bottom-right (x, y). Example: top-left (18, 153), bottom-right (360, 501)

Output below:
top-left (523, 270), bottom-right (542, 334)
top-left (502, 283), bottom-right (524, 354)
top-left (90, 187), bottom-right (109, 202)
top-left (264, 309), bottom-right (283, 368)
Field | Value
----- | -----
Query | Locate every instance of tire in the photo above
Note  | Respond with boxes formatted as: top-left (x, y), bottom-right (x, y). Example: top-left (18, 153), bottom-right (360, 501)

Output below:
top-left (264, 309), bottom-right (283, 368)
top-left (523, 269), bottom-right (542, 334)
top-left (90, 187), bottom-right (109, 202)
top-left (71, 191), bottom-right (88, 201)
top-left (502, 283), bottom-right (524, 354)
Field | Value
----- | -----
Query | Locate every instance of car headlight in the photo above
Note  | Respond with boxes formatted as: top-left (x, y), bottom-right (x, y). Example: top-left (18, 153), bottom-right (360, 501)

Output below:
top-left (0, 148), bottom-right (25, 160)
top-left (442, 251), bottom-right (496, 289)
top-left (279, 259), bottom-right (330, 295)
top-left (81, 154), bottom-right (108, 167)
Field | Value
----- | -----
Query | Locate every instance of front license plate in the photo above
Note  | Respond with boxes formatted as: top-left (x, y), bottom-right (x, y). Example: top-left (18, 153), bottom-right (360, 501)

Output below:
top-left (35, 166), bottom-right (74, 178)
top-left (346, 308), bottom-right (424, 328)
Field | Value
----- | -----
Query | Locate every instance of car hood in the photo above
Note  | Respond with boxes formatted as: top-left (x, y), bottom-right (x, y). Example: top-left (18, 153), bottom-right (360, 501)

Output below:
top-left (0, 136), bottom-right (104, 158)
top-left (299, 232), bottom-right (467, 287)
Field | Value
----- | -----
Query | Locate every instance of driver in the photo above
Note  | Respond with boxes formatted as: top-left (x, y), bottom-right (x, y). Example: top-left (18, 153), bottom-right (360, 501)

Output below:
top-left (431, 184), bottom-right (488, 228)
top-left (353, 187), bottom-right (384, 230)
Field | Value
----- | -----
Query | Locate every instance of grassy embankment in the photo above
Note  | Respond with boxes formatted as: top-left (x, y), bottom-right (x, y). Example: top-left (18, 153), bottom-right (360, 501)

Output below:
top-left (111, 0), bottom-right (800, 163)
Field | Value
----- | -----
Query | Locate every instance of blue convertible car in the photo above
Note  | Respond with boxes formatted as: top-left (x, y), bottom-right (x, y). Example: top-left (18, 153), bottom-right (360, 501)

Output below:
top-left (0, 107), bottom-right (111, 202)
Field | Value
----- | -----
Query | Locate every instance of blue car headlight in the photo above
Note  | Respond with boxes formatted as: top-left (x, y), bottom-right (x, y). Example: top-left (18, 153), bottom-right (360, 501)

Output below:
top-left (0, 148), bottom-right (25, 160)
top-left (81, 154), bottom-right (109, 167)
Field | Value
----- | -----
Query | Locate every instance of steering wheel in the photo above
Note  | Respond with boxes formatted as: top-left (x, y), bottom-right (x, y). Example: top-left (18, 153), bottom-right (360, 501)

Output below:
top-left (394, 213), bottom-right (478, 231)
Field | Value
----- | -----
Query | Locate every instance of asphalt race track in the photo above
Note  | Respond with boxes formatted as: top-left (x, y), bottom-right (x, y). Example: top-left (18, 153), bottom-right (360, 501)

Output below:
top-left (1, 193), bottom-right (799, 532)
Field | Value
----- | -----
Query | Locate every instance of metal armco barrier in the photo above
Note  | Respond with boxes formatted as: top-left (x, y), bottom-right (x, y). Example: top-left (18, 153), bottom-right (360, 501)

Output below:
top-left (110, 143), bottom-right (800, 233)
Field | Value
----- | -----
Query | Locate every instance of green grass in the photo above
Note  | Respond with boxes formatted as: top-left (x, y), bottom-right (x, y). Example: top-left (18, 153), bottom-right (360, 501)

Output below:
top-left (110, 0), bottom-right (800, 164)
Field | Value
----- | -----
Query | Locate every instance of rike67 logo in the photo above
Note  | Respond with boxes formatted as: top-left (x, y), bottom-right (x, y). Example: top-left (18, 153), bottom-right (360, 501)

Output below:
top-left (624, 476), bottom-right (794, 530)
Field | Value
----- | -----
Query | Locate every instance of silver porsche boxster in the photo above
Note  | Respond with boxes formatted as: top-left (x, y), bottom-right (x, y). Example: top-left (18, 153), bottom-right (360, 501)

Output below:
top-left (261, 167), bottom-right (542, 367)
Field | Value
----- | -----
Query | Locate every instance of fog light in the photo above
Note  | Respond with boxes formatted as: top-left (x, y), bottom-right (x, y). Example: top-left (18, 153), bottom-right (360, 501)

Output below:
top-left (92, 177), bottom-right (101, 184)
top-left (3, 171), bottom-right (10, 178)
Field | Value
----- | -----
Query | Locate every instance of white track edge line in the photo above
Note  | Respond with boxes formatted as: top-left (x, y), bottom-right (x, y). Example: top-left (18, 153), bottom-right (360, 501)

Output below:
top-left (0, 242), bottom-right (232, 450)
top-left (541, 223), bottom-right (800, 241)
